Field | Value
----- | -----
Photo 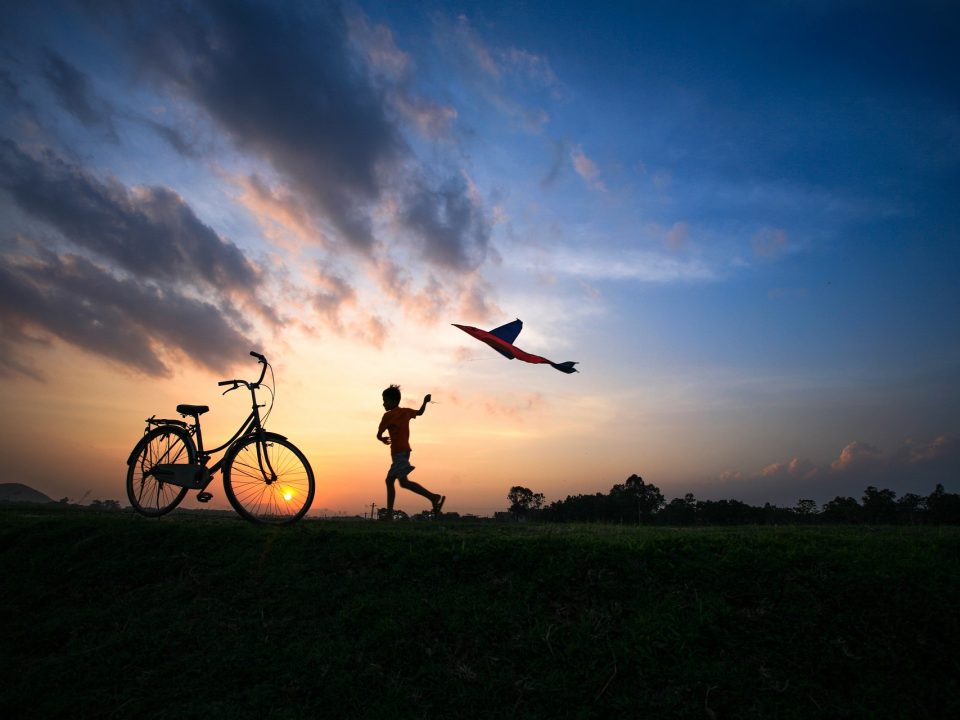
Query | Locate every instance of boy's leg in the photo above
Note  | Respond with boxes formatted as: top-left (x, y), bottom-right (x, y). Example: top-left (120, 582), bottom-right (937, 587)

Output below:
top-left (397, 474), bottom-right (441, 506)
top-left (385, 475), bottom-right (396, 512)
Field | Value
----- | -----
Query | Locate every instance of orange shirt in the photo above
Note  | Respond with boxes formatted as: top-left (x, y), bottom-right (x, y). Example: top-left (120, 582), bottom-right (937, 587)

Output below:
top-left (378, 407), bottom-right (418, 454)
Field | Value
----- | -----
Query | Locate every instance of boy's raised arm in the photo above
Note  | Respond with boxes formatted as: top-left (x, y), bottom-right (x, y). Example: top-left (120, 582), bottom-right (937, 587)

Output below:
top-left (417, 393), bottom-right (431, 416)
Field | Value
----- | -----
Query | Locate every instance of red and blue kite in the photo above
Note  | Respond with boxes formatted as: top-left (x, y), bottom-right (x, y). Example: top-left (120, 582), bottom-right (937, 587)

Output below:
top-left (453, 319), bottom-right (578, 374)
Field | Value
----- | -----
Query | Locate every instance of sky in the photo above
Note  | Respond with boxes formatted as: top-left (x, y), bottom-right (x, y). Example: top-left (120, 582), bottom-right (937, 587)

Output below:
top-left (1, 0), bottom-right (958, 517)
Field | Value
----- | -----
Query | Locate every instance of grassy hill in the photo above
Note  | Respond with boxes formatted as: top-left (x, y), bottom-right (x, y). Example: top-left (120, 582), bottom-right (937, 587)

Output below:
top-left (1, 506), bottom-right (958, 719)
top-left (0, 482), bottom-right (53, 503)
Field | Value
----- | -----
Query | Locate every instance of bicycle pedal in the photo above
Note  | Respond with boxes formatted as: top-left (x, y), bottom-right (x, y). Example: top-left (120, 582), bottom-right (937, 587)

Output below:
top-left (197, 492), bottom-right (214, 503)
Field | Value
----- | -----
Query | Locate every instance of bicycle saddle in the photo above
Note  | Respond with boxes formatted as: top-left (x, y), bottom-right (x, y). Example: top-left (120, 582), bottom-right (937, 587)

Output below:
top-left (176, 404), bottom-right (209, 416)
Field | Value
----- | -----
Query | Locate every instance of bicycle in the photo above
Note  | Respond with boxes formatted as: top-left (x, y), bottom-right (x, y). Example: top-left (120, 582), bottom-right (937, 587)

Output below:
top-left (125, 351), bottom-right (315, 525)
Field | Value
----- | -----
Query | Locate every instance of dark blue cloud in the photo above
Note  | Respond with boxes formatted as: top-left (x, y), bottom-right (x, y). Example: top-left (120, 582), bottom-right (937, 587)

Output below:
top-left (41, 49), bottom-right (118, 140)
top-left (100, 0), bottom-right (401, 252)
top-left (0, 140), bottom-right (268, 377)
top-left (0, 248), bottom-right (254, 378)
top-left (70, 0), bottom-right (493, 271)
top-left (0, 140), bottom-right (261, 294)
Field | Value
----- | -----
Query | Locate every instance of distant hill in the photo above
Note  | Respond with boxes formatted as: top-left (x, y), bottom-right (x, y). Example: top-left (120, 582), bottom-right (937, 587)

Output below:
top-left (0, 483), bottom-right (54, 504)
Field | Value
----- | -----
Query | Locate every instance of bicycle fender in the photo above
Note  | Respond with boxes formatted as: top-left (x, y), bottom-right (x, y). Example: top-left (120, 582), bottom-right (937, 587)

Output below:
top-left (259, 431), bottom-right (289, 442)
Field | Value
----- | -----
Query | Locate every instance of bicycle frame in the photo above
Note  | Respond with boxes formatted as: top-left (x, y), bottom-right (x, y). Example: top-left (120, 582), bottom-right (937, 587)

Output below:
top-left (150, 355), bottom-right (280, 492)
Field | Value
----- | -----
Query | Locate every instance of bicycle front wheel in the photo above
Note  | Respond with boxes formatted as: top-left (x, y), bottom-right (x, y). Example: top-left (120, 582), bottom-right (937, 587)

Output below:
top-left (126, 425), bottom-right (196, 517)
top-left (223, 435), bottom-right (315, 525)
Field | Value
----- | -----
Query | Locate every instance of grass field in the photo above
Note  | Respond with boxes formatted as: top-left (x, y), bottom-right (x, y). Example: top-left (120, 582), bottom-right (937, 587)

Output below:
top-left (2, 506), bottom-right (958, 719)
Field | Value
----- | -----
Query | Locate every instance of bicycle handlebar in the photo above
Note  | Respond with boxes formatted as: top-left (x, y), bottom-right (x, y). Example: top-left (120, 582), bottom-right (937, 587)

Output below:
top-left (218, 351), bottom-right (268, 391)
top-left (251, 350), bottom-right (268, 386)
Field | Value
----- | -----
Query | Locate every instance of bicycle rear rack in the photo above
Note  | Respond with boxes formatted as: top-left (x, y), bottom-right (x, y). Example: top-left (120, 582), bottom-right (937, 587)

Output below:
top-left (146, 415), bottom-right (187, 429)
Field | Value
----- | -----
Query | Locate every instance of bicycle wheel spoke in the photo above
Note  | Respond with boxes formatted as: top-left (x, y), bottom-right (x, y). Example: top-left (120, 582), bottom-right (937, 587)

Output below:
top-left (224, 437), bottom-right (314, 524)
top-left (126, 427), bottom-right (193, 517)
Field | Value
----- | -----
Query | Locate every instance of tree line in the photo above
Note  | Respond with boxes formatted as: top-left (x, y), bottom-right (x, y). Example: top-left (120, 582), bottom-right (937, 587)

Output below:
top-left (507, 476), bottom-right (960, 525)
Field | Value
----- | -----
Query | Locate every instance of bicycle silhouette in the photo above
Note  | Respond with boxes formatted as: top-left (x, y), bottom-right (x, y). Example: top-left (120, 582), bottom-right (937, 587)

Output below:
top-left (126, 351), bottom-right (315, 524)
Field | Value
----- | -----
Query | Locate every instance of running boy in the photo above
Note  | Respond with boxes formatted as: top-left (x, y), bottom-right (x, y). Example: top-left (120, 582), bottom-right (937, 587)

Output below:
top-left (377, 385), bottom-right (445, 517)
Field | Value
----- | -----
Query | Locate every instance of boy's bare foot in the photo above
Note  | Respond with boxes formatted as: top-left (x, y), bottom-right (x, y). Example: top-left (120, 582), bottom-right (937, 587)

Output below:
top-left (432, 495), bottom-right (445, 515)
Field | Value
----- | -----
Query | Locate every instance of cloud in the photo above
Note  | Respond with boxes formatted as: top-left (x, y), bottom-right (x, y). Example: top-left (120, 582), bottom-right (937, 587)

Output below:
top-left (348, 9), bottom-right (458, 140)
top-left (0, 141), bottom-right (266, 311)
top-left (522, 246), bottom-right (715, 283)
top-left (752, 227), bottom-right (789, 259)
top-left (346, 11), bottom-right (412, 81)
top-left (831, 440), bottom-right (883, 471)
top-left (141, 117), bottom-right (199, 158)
top-left (482, 392), bottom-right (548, 421)
top-left (103, 0), bottom-right (403, 253)
top-left (0, 248), bottom-right (254, 378)
top-left (541, 138), bottom-right (568, 187)
top-left (5, 3), bottom-right (502, 360)
top-left (571, 145), bottom-right (605, 191)
top-left (436, 14), bottom-right (555, 133)
top-left (454, 15), bottom-right (501, 78)
top-left (664, 222), bottom-right (689, 252)
top-left (391, 94), bottom-right (458, 138)
top-left (308, 266), bottom-right (356, 333)
top-left (93, 0), bottom-right (492, 279)
top-left (234, 173), bottom-right (323, 249)
top-left (371, 257), bottom-right (499, 326)
top-left (453, 15), bottom-right (561, 93)
top-left (40, 49), bottom-right (118, 140)
top-left (502, 48), bottom-right (560, 90)
top-left (40, 46), bottom-right (200, 157)
top-left (0, 141), bottom-right (274, 378)
top-left (398, 174), bottom-right (492, 271)
top-left (704, 435), bottom-right (960, 505)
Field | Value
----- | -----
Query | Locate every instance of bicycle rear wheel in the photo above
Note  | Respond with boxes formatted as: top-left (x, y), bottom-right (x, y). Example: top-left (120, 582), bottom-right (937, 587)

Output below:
top-left (126, 426), bottom-right (196, 516)
top-left (223, 435), bottom-right (315, 525)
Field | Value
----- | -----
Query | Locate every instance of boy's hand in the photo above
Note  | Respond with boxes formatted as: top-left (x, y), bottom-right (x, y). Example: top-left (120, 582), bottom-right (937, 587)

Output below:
top-left (378, 436), bottom-right (391, 445)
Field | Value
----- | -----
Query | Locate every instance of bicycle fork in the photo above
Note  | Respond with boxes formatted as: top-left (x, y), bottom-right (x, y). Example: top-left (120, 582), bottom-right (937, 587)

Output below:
top-left (253, 432), bottom-right (278, 484)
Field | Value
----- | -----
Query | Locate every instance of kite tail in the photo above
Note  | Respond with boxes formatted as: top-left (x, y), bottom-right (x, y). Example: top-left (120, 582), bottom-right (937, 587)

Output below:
top-left (550, 361), bottom-right (579, 374)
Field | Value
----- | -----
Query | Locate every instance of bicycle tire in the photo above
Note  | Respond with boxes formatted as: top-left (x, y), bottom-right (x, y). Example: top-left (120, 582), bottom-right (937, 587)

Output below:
top-left (126, 425), bottom-right (196, 517)
top-left (223, 434), bottom-right (315, 525)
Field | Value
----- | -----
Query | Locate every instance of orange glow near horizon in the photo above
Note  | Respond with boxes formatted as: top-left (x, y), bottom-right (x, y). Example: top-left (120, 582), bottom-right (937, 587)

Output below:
top-left (1, 330), bottom-right (646, 517)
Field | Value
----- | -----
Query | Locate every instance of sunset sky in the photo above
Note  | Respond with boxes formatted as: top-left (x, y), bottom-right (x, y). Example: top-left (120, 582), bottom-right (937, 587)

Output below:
top-left (1, 0), bottom-right (957, 517)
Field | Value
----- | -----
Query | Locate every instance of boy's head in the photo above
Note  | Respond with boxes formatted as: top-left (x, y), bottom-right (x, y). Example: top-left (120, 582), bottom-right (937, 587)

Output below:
top-left (382, 384), bottom-right (401, 410)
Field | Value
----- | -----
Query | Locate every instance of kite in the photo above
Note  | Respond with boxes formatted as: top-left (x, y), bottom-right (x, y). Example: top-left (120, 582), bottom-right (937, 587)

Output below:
top-left (453, 319), bottom-right (579, 374)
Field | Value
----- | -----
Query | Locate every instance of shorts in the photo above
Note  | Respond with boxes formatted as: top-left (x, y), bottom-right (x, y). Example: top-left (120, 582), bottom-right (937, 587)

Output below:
top-left (387, 451), bottom-right (414, 478)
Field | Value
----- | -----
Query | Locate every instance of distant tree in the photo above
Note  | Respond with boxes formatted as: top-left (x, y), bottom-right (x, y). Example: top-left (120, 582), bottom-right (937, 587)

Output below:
top-left (507, 486), bottom-right (545, 518)
top-left (862, 486), bottom-right (897, 523)
top-left (927, 484), bottom-right (960, 524)
top-left (760, 503), bottom-right (796, 525)
top-left (609, 475), bottom-right (664, 524)
top-left (661, 493), bottom-right (698, 525)
top-left (695, 499), bottom-right (758, 525)
top-left (794, 498), bottom-right (818, 519)
top-left (822, 496), bottom-right (862, 523)
top-left (58, 497), bottom-right (70, 504)
top-left (896, 493), bottom-right (926, 525)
